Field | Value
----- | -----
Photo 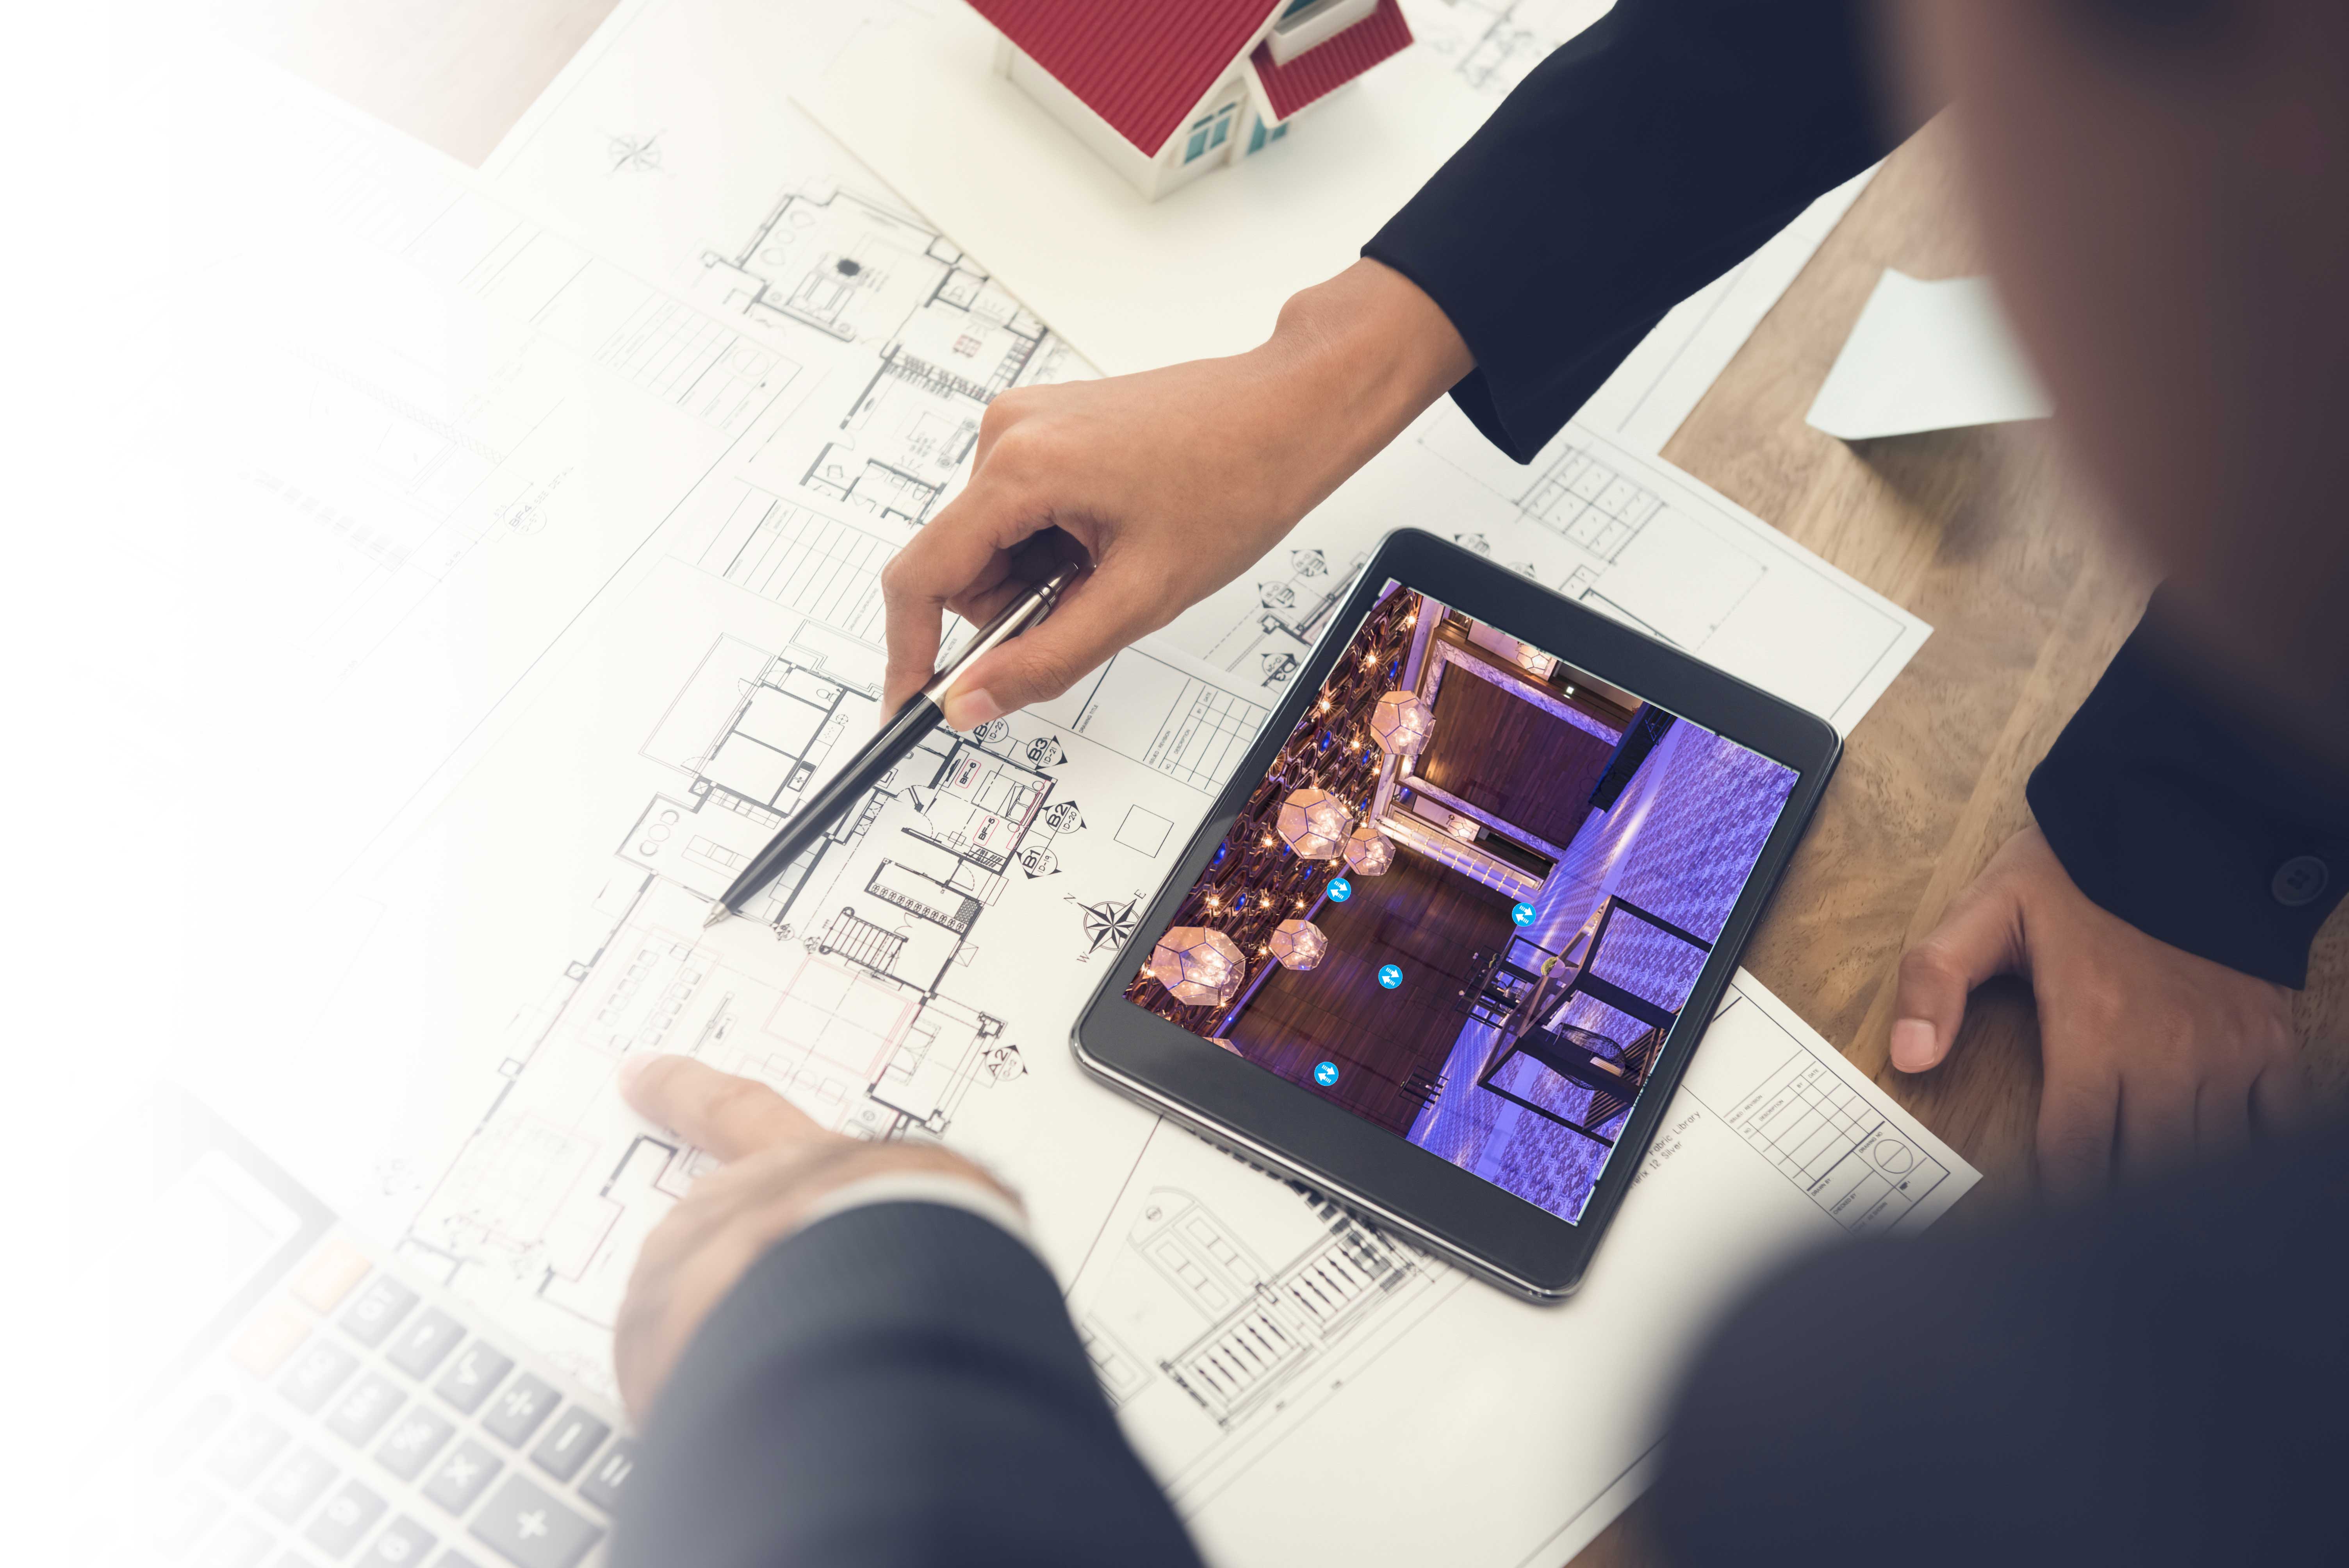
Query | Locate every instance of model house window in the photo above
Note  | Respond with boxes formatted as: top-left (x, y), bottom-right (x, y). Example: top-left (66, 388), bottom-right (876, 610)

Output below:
top-left (1246, 116), bottom-right (1290, 155)
top-left (1184, 103), bottom-right (1238, 163)
top-left (1274, 0), bottom-right (1373, 32)
top-left (1267, 0), bottom-right (1377, 63)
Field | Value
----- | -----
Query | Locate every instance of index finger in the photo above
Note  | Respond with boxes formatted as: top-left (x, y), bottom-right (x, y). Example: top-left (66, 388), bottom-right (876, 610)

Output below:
top-left (617, 1054), bottom-right (821, 1162)
top-left (879, 485), bottom-right (1035, 713)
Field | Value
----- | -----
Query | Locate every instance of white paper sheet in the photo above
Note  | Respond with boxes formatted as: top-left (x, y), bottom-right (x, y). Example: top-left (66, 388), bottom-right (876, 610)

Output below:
top-left (139, 33), bottom-right (1961, 1568)
top-left (1806, 270), bottom-right (2054, 440)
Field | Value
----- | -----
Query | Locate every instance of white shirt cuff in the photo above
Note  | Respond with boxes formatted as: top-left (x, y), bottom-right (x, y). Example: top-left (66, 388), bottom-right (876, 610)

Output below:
top-left (797, 1168), bottom-right (1032, 1247)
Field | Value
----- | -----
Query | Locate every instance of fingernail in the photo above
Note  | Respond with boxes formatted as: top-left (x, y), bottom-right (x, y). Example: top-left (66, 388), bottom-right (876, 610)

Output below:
top-left (943, 687), bottom-right (1002, 732)
top-left (616, 1053), bottom-right (660, 1097)
top-left (1889, 1018), bottom-right (1936, 1073)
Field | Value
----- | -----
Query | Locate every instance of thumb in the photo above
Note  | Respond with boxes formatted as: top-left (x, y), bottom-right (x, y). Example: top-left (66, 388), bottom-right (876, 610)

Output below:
top-left (1890, 875), bottom-right (2026, 1073)
top-left (938, 559), bottom-right (1160, 729)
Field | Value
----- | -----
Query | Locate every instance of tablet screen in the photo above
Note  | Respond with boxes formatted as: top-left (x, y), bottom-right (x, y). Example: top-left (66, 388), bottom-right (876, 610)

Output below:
top-left (1125, 579), bottom-right (1798, 1223)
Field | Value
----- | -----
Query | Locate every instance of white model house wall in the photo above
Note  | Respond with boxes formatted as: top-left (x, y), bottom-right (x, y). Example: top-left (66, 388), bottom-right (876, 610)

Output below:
top-left (995, 37), bottom-right (1271, 202)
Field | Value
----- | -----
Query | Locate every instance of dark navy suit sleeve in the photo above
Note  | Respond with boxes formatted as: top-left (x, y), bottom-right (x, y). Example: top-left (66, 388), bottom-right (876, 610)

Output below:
top-left (1365, 0), bottom-right (1909, 460)
top-left (615, 1203), bottom-right (1202, 1568)
top-left (2027, 595), bottom-right (2349, 987)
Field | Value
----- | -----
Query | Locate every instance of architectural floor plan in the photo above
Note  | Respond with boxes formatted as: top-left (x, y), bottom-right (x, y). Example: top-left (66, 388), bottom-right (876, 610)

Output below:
top-left (386, 594), bottom-right (1243, 1391)
top-left (696, 185), bottom-right (1061, 524)
top-left (162, 29), bottom-right (1955, 1568)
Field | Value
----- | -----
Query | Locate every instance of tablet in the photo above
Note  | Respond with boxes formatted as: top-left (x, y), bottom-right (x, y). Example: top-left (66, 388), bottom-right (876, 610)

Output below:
top-left (1073, 529), bottom-right (1839, 1299)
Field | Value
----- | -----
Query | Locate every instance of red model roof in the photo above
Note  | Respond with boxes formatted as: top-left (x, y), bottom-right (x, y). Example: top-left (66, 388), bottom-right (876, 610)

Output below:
top-left (970, 0), bottom-right (1281, 154)
top-left (1251, 0), bottom-right (1413, 121)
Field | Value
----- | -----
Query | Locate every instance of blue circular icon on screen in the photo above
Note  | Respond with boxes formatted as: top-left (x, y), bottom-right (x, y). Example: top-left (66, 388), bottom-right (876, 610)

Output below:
top-left (1314, 1061), bottom-right (1340, 1086)
top-left (1378, 964), bottom-right (1404, 989)
top-left (1511, 902), bottom-right (1537, 927)
top-left (1326, 877), bottom-right (1353, 903)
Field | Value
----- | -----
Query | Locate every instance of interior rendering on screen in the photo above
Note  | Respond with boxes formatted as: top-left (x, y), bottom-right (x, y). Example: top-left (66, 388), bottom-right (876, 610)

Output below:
top-left (1126, 581), bottom-right (1800, 1223)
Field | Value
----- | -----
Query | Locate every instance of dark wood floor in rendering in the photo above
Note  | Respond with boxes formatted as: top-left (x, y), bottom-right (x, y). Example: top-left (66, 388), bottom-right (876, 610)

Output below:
top-left (1226, 848), bottom-right (1520, 1136)
top-left (1417, 664), bottom-right (1617, 849)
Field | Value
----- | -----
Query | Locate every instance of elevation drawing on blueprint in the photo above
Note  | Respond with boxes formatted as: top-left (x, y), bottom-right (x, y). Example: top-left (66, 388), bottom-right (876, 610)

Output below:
top-left (1169, 408), bottom-right (1926, 730)
top-left (1073, 977), bottom-right (1974, 1568)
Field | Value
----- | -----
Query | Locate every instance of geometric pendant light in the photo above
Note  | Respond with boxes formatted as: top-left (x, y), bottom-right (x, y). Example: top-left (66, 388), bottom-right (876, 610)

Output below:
top-left (1275, 786), bottom-right (1353, 860)
top-left (1149, 926), bottom-right (1247, 1006)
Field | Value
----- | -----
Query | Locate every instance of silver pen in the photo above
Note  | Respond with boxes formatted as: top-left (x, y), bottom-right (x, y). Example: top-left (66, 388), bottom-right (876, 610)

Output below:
top-left (704, 561), bottom-right (1083, 927)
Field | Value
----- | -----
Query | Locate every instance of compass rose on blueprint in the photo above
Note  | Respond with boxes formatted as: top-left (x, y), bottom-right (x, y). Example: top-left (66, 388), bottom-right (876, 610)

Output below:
top-left (1069, 893), bottom-right (1141, 958)
top-left (606, 131), bottom-right (665, 174)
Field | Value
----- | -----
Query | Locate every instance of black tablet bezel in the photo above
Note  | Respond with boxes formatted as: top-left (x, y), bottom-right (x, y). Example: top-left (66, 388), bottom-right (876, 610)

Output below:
top-left (1071, 528), bottom-right (1840, 1300)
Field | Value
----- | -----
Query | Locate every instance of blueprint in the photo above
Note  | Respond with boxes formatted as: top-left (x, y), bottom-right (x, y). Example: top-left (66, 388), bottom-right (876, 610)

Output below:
top-left (156, 32), bottom-right (1954, 1568)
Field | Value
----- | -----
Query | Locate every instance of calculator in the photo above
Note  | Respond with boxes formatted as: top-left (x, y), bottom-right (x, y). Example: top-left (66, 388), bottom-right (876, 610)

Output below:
top-left (119, 1095), bottom-right (629, 1568)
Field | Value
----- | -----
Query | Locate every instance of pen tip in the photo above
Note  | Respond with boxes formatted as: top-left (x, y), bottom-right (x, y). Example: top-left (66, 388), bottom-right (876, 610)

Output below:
top-left (703, 904), bottom-right (732, 929)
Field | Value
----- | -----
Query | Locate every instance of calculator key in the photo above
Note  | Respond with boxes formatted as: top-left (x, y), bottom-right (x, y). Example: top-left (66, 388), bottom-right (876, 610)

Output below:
top-left (432, 1343), bottom-right (514, 1416)
top-left (386, 1307), bottom-right (467, 1381)
top-left (256, 1447), bottom-right (339, 1524)
top-left (192, 1514), bottom-right (276, 1568)
top-left (421, 1439), bottom-right (502, 1516)
top-left (230, 1303), bottom-right (314, 1380)
top-left (156, 1391), bottom-right (235, 1472)
top-left (303, 1477), bottom-right (387, 1558)
top-left (323, 1373), bottom-right (404, 1448)
top-left (526, 1408), bottom-right (608, 1484)
top-left (374, 1407), bottom-right (456, 1482)
top-left (358, 1516), bottom-right (436, 1566)
top-left (153, 1482), bottom-right (226, 1554)
top-left (339, 1277), bottom-right (420, 1349)
top-left (467, 1474), bottom-right (603, 1568)
top-left (209, 1410), bottom-right (293, 1488)
top-left (292, 1241), bottom-right (374, 1314)
top-left (575, 1438), bottom-right (633, 1515)
top-left (480, 1373), bottom-right (559, 1449)
top-left (279, 1340), bottom-right (361, 1415)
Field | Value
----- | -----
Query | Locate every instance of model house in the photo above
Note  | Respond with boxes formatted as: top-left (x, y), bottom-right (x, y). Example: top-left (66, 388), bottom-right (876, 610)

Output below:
top-left (968, 0), bottom-right (1416, 201)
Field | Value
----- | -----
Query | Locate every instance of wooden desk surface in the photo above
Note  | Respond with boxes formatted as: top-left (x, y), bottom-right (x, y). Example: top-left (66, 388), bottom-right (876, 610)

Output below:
top-left (212, 2), bottom-right (2349, 1561)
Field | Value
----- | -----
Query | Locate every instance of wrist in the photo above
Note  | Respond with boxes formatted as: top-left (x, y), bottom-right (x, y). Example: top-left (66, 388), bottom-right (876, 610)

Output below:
top-left (757, 1140), bottom-right (1020, 1237)
top-left (1246, 259), bottom-right (1474, 512)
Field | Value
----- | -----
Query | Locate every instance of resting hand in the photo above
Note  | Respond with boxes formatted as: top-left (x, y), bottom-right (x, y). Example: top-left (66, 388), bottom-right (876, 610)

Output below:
top-left (879, 259), bottom-right (1472, 727)
top-left (610, 1053), bottom-right (1016, 1418)
top-left (1891, 825), bottom-right (2305, 1194)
